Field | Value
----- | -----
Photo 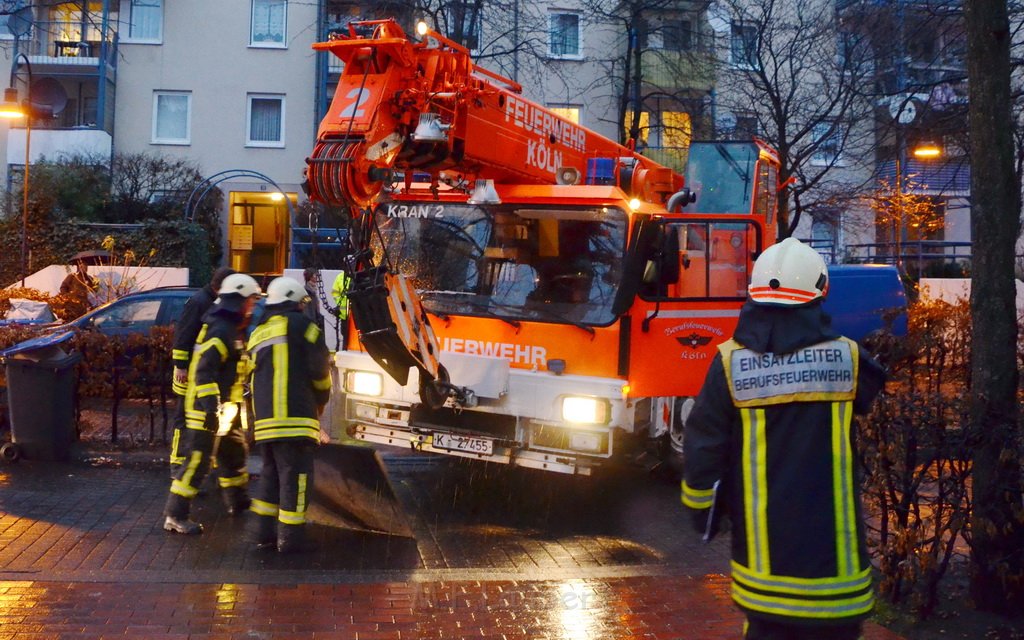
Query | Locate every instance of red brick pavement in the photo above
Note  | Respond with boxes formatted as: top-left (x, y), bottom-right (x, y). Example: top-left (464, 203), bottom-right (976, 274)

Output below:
top-left (0, 575), bottom-right (903, 640)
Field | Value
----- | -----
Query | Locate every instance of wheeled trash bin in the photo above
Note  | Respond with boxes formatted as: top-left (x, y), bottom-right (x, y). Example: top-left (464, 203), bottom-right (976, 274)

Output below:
top-left (1, 337), bottom-right (80, 462)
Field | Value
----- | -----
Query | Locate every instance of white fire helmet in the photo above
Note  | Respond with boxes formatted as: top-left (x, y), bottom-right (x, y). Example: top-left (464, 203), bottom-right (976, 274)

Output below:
top-left (748, 237), bottom-right (829, 306)
top-left (266, 276), bottom-right (308, 305)
top-left (217, 273), bottom-right (262, 298)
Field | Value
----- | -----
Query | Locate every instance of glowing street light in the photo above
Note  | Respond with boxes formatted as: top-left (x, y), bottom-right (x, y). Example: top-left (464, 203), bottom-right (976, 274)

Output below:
top-left (912, 141), bottom-right (942, 159)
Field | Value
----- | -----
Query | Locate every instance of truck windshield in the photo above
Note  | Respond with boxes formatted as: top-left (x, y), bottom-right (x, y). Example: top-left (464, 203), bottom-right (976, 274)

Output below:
top-left (685, 142), bottom-right (758, 214)
top-left (371, 202), bottom-right (628, 326)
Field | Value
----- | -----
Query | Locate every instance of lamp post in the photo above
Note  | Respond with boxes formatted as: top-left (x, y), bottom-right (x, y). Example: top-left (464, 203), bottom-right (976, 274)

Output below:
top-left (891, 140), bottom-right (944, 273)
top-left (0, 53), bottom-right (37, 287)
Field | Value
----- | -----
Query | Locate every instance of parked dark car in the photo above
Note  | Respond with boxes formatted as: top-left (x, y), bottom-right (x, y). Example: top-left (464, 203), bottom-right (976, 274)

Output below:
top-left (0, 287), bottom-right (200, 358)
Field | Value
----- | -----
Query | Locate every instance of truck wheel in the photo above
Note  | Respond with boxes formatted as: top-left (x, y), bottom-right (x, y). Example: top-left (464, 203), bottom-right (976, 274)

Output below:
top-left (0, 442), bottom-right (21, 463)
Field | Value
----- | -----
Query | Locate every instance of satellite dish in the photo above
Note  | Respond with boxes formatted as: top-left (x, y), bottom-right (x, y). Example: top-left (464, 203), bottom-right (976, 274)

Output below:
top-left (716, 111), bottom-right (737, 135)
top-left (29, 77), bottom-right (69, 116)
top-left (8, 6), bottom-right (34, 38)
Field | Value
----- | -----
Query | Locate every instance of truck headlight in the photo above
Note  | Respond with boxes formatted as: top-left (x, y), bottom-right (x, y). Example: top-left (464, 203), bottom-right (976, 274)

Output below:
top-left (346, 370), bottom-right (383, 397)
top-left (561, 396), bottom-right (610, 425)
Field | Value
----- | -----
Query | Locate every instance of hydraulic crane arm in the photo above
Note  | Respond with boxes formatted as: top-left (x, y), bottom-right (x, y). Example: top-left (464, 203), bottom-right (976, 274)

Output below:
top-left (306, 19), bottom-right (683, 210)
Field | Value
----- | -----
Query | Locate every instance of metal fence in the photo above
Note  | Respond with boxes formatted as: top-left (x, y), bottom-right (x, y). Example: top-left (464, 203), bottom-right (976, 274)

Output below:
top-left (800, 239), bottom-right (981, 276)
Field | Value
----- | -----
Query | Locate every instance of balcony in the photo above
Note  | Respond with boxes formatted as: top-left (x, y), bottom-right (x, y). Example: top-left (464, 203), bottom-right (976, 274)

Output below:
top-left (640, 146), bottom-right (689, 173)
top-left (836, 0), bottom-right (962, 13)
top-left (6, 128), bottom-right (112, 166)
top-left (16, 20), bottom-right (119, 79)
top-left (641, 51), bottom-right (714, 92)
top-left (876, 157), bottom-right (970, 197)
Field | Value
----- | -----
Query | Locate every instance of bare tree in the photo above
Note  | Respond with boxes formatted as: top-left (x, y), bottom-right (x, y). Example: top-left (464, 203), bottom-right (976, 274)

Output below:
top-left (324, 0), bottom-right (546, 69)
top-left (569, 0), bottom-right (717, 153)
top-left (712, 0), bottom-right (875, 237)
top-left (964, 0), bottom-right (1024, 615)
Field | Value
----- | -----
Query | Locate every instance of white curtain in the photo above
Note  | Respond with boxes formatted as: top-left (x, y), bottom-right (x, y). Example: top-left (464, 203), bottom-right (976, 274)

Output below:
top-left (250, 97), bottom-right (282, 143)
top-left (156, 93), bottom-right (189, 141)
top-left (252, 0), bottom-right (287, 44)
top-left (129, 0), bottom-right (162, 40)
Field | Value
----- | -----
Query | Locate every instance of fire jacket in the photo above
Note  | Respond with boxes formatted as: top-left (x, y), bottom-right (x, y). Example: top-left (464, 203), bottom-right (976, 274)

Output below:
top-left (184, 302), bottom-right (248, 430)
top-left (246, 303), bottom-right (332, 443)
top-left (331, 271), bottom-right (350, 320)
top-left (682, 301), bottom-right (886, 626)
top-left (171, 285), bottom-right (217, 396)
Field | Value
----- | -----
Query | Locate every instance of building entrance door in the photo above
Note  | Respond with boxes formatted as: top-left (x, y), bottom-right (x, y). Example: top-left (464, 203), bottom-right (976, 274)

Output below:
top-left (228, 191), bottom-right (294, 276)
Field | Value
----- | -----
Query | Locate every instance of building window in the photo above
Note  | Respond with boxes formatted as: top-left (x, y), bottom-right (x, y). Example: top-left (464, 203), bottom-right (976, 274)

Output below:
top-left (120, 0), bottom-right (162, 43)
top-left (549, 12), bottom-right (580, 58)
top-left (662, 20), bottom-right (692, 51)
top-left (247, 94), bottom-right (285, 147)
top-left (730, 22), bottom-right (758, 69)
top-left (661, 111), bottom-right (691, 148)
top-left (548, 105), bottom-right (581, 124)
top-left (82, 96), bottom-right (98, 126)
top-left (811, 121), bottom-right (841, 165)
top-left (811, 218), bottom-right (837, 249)
top-left (152, 91), bottom-right (191, 145)
top-left (0, 13), bottom-right (11, 39)
top-left (734, 113), bottom-right (758, 139)
top-left (251, 0), bottom-right (287, 47)
top-left (447, 3), bottom-right (482, 52)
top-left (624, 110), bottom-right (650, 147)
top-left (51, 2), bottom-right (105, 45)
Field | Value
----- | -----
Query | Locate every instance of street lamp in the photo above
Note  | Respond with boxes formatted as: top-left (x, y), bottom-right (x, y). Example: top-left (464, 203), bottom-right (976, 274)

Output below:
top-left (890, 140), bottom-right (945, 274)
top-left (0, 53), bottom-right (50, 287)
top-left (912, 140), bottom-right (942, 159)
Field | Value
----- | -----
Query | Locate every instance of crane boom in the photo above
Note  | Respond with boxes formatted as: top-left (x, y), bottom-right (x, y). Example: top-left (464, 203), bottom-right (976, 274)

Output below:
top-left (305, 19), bottom-right (683, 210)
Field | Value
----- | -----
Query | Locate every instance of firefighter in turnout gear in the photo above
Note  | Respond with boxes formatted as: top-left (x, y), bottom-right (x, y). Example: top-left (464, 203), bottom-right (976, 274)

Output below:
top-left (169, 267), bottom-right (236, 477)
top-left (163, 273), bottom-right (262, 535)
top-left (330, 268), bottom-right (350, 349)
top-left (681, 238), bottom-right (886, 640)
top-left (246, 277), bottom-right (331, 553)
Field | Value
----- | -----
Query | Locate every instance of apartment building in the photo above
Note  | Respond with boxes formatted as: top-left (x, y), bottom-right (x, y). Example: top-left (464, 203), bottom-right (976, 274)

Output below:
top-left (0, 0), bottom-right (975, 275)
top-left (1, 0), bottom-right (320, 276)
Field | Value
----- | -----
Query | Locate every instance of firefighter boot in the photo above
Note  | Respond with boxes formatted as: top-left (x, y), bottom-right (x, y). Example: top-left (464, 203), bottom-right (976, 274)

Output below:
top-left (222, 486), bottom-right (252, 517)
top-left (277, 524), bottom-right (316, 554)
top-left (162, 494), bottom-right (203, 535)
top-left (247, 513), bottom-right (277, 551)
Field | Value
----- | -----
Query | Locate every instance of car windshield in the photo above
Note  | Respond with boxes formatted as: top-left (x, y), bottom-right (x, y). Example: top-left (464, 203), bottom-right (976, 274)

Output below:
top-left (371, 202), bottom-right (628, 326)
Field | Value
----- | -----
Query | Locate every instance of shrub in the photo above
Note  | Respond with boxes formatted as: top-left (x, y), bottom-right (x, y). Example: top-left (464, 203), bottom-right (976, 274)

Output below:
top-left (0, 151), bottom-right (220, 287)
top-left (861, 299), bottom-right (974, 618)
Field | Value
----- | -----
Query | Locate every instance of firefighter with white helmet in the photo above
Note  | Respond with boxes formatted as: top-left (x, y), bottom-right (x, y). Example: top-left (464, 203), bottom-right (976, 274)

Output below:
top-left (246, 276), bottom-right (331, 553)
top-left (681, 237), bottom-right (887, 639)
top-left (163, 273), bottom-right (262, 535)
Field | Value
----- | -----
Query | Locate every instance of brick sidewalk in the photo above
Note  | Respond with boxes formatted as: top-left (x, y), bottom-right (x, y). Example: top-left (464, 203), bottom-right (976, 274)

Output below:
top-left (0, 576), bottom-right (902, 639)
top-left (0, 452), bottom-right (905, 639)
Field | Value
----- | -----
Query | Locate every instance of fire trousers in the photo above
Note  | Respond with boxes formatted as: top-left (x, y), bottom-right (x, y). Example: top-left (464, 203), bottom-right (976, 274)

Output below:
top-left (164, 411), bottom-right (249, 519)
top-left (168, 394), bottom-right (187, 475)
top-left (744, 618), bottom-right (863, 640)
top-left (249, 440), bottom-right (315, 545)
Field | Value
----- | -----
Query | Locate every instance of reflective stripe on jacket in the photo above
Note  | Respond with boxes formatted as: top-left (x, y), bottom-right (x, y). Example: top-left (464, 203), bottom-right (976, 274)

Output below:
top-left (184, 311), bottom-right (245, 430)
top-left (171, 287), bottom-right (216, 396)
top-left (331, 272), bottom-right (350, 320)
top-left (683, 336), bottom-right (875, 624)
top-left (247, 308), bottom-right (331, 443)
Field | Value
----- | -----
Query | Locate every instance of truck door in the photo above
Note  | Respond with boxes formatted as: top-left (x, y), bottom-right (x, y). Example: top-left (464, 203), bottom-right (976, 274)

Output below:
top-left (628, 219), bottom-right (762, 397)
